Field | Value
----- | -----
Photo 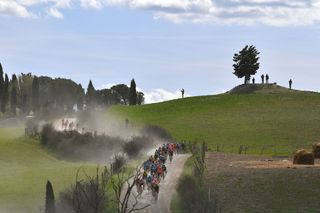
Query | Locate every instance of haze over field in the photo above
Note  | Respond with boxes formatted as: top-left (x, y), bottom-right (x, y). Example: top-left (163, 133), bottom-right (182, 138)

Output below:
top-left (1, 0), bottom-right (320, 103)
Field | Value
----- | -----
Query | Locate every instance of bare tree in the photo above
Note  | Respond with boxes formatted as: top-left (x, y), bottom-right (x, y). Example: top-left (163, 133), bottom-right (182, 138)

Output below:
top-left (58, 167), bottom-right (110, 213)
top-left (58, 165), bottom-right (150, 213)
top-left (110, 166), bottom-right (150, 213)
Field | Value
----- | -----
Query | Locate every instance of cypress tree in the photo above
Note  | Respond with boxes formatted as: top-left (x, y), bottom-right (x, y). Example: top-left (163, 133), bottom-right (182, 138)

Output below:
top-left (11, 74), bottom-right (18, 91)
top-left (86, 80), bottom-right (95, 107)
top-left (0, 64), bottom-right (3, 111)
top-left (11, 74), bottom-right (17, 84)
top-left (10, 86), bottom-right (17, 115)
top-left (32, 76), bottom-right (39, 111)
top-left (129, 79), bottom-right (137, 105)
top-left (45, 180), bottom-right (55, 213)
top-left (1, 74), bottom-right (9, 113)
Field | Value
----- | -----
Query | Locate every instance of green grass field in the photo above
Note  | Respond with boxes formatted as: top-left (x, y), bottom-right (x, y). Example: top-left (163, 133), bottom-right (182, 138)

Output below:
top-left (110, 85), bottom-right (320, 155)
top-left (0, 128), bottom-right (96, 213)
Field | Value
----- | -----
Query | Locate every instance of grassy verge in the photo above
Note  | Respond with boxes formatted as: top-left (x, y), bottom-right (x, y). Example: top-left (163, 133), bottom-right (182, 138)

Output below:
top-left (0, 128), bottom-right (96, 213)
top-left (170, 156), bottom-right (194, 213)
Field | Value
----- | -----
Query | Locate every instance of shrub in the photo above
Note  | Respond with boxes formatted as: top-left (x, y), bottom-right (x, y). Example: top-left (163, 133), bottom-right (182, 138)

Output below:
top-left (40, 124), bottom-right (156, 161)
top-left (57, 168), bottom-right (109, 213)
top-left (41, 124), bottom-right (55, 146)
top-left (111, 154), bottom-right (127, 174)
top-left (122, 136), bottom-right (154, 158)
top-left (40, 124), bottom-right (124, 161)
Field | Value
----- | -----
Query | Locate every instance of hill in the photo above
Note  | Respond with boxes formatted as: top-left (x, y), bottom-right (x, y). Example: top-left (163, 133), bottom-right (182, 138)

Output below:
top-left (228, 83), bottom-right (314, 95)
top-left (110, 84), bottom-right (320, 155)
top-left (0, 128), bottom-right (95, 213)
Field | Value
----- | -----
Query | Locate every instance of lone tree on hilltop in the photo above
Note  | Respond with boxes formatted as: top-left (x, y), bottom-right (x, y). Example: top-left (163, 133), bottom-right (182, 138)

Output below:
top-left (233, 45), bottom-right (260, 84)
top-left (129, 79), bottom-right (137, 105)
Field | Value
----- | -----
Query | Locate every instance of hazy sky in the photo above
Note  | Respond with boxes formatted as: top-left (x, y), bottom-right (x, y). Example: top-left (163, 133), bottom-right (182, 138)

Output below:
top-left (1, 0), bottom-right (320, 103)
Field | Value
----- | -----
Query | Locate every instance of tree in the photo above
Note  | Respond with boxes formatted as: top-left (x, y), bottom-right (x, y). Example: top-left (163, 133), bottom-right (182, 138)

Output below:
top-left (58, 167), bottom-right (110, 213)
top-left (45, 180), bottom-right (55, 213)
top-left (11, 74), bottom-right (18, 84)
top-left (129, 79), bottom-right (137, 105)
top-left (86, 80), bottom-right (96, 107)
top-left (1, 74), bottom-right (9, 113)
top-left (137, 92), bottom-right (144, 105)
top-left (22, 94), bottom-right (28, 114)
top-left (10, 86), bottom-right (17, 115)
top-left (111, 84), bottom-right (130, 105)
top-left (111, 166), bottom-right (150, 213)
top-left (77, 84), bottom-right (84, 111)
top-left (233, 45), bottom-right (260, 84)
top-left (19, 73), bottom-right (33, 114)
top-left (32, 76), bottom-right (40, 111)
top-left (0, 64), bottom-right (3, 110)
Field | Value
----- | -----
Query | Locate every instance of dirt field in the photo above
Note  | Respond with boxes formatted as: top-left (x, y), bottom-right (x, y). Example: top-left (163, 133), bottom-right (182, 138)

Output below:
top-left (206, 152), bottom-right (320, 213)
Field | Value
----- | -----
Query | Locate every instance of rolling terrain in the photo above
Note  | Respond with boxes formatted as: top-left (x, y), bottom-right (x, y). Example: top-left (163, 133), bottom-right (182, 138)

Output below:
top-left (111, 84), bottom-right (320, 213)
top-left (2, 84), bottom-right (320, 212)
top-left (110, 84), bottom-right (320, 156)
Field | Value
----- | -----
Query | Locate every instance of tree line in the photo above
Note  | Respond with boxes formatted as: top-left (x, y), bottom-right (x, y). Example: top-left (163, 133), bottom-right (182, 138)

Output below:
top-left (0, 63), bottom-right (144, 118)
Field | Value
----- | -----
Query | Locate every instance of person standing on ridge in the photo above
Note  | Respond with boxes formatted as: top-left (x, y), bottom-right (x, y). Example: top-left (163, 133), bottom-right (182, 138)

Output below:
top-left (289, 79), bottom-right (293, 90)
top-left (181, 89), bottom-right (185, 98)
top-left (266, 74), bottom-right (269, 84)
top-left (261, 74), bottom-right (264, 84)
top-left (252, 78), bottom-right (255, 84)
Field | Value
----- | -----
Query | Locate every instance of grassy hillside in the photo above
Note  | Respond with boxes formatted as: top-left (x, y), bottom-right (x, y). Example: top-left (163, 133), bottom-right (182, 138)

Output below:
top-left (0, 128), bottom-right (96, 213)
top-left (110, 85), bottom-right (320, 155)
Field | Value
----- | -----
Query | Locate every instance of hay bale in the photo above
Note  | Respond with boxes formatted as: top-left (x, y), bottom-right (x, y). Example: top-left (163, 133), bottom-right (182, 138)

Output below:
top-left (293, 149), bottom-right (314, 165)
top-left (312, 143), bottom-right (320, 158)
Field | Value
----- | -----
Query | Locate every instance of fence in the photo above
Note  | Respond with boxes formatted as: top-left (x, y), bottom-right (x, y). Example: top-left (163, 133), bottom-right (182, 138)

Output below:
top-left (178, 140), bottom-right (302, 157)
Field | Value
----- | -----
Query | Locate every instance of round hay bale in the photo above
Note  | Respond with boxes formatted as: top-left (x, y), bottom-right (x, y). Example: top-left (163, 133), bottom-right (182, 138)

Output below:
top-left (293, 149), bottom-right (314, 165)
top-left (312, 143), bottom-right (320, 158)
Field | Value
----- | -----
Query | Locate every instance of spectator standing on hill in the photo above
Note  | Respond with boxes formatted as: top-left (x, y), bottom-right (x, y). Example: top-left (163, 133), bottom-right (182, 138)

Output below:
top-left (252, 78), bottom-right (255, 84)
top-left (261, 74), bottom-right (264, 84)
top-left (266, 74), bottom-right (269, 84)
top-left (289, 79), bottom-right (293, 90)
top-left (181, 89), bottom-right (185, 98)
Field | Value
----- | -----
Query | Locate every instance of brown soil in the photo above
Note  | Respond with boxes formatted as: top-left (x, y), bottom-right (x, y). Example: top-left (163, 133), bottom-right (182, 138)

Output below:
top-left (205, 152), bottom-right (320, 213)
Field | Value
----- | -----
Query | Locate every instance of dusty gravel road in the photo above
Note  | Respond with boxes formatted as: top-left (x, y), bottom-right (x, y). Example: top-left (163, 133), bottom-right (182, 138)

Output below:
top-left (134, 154), bottom-right (190, 213)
